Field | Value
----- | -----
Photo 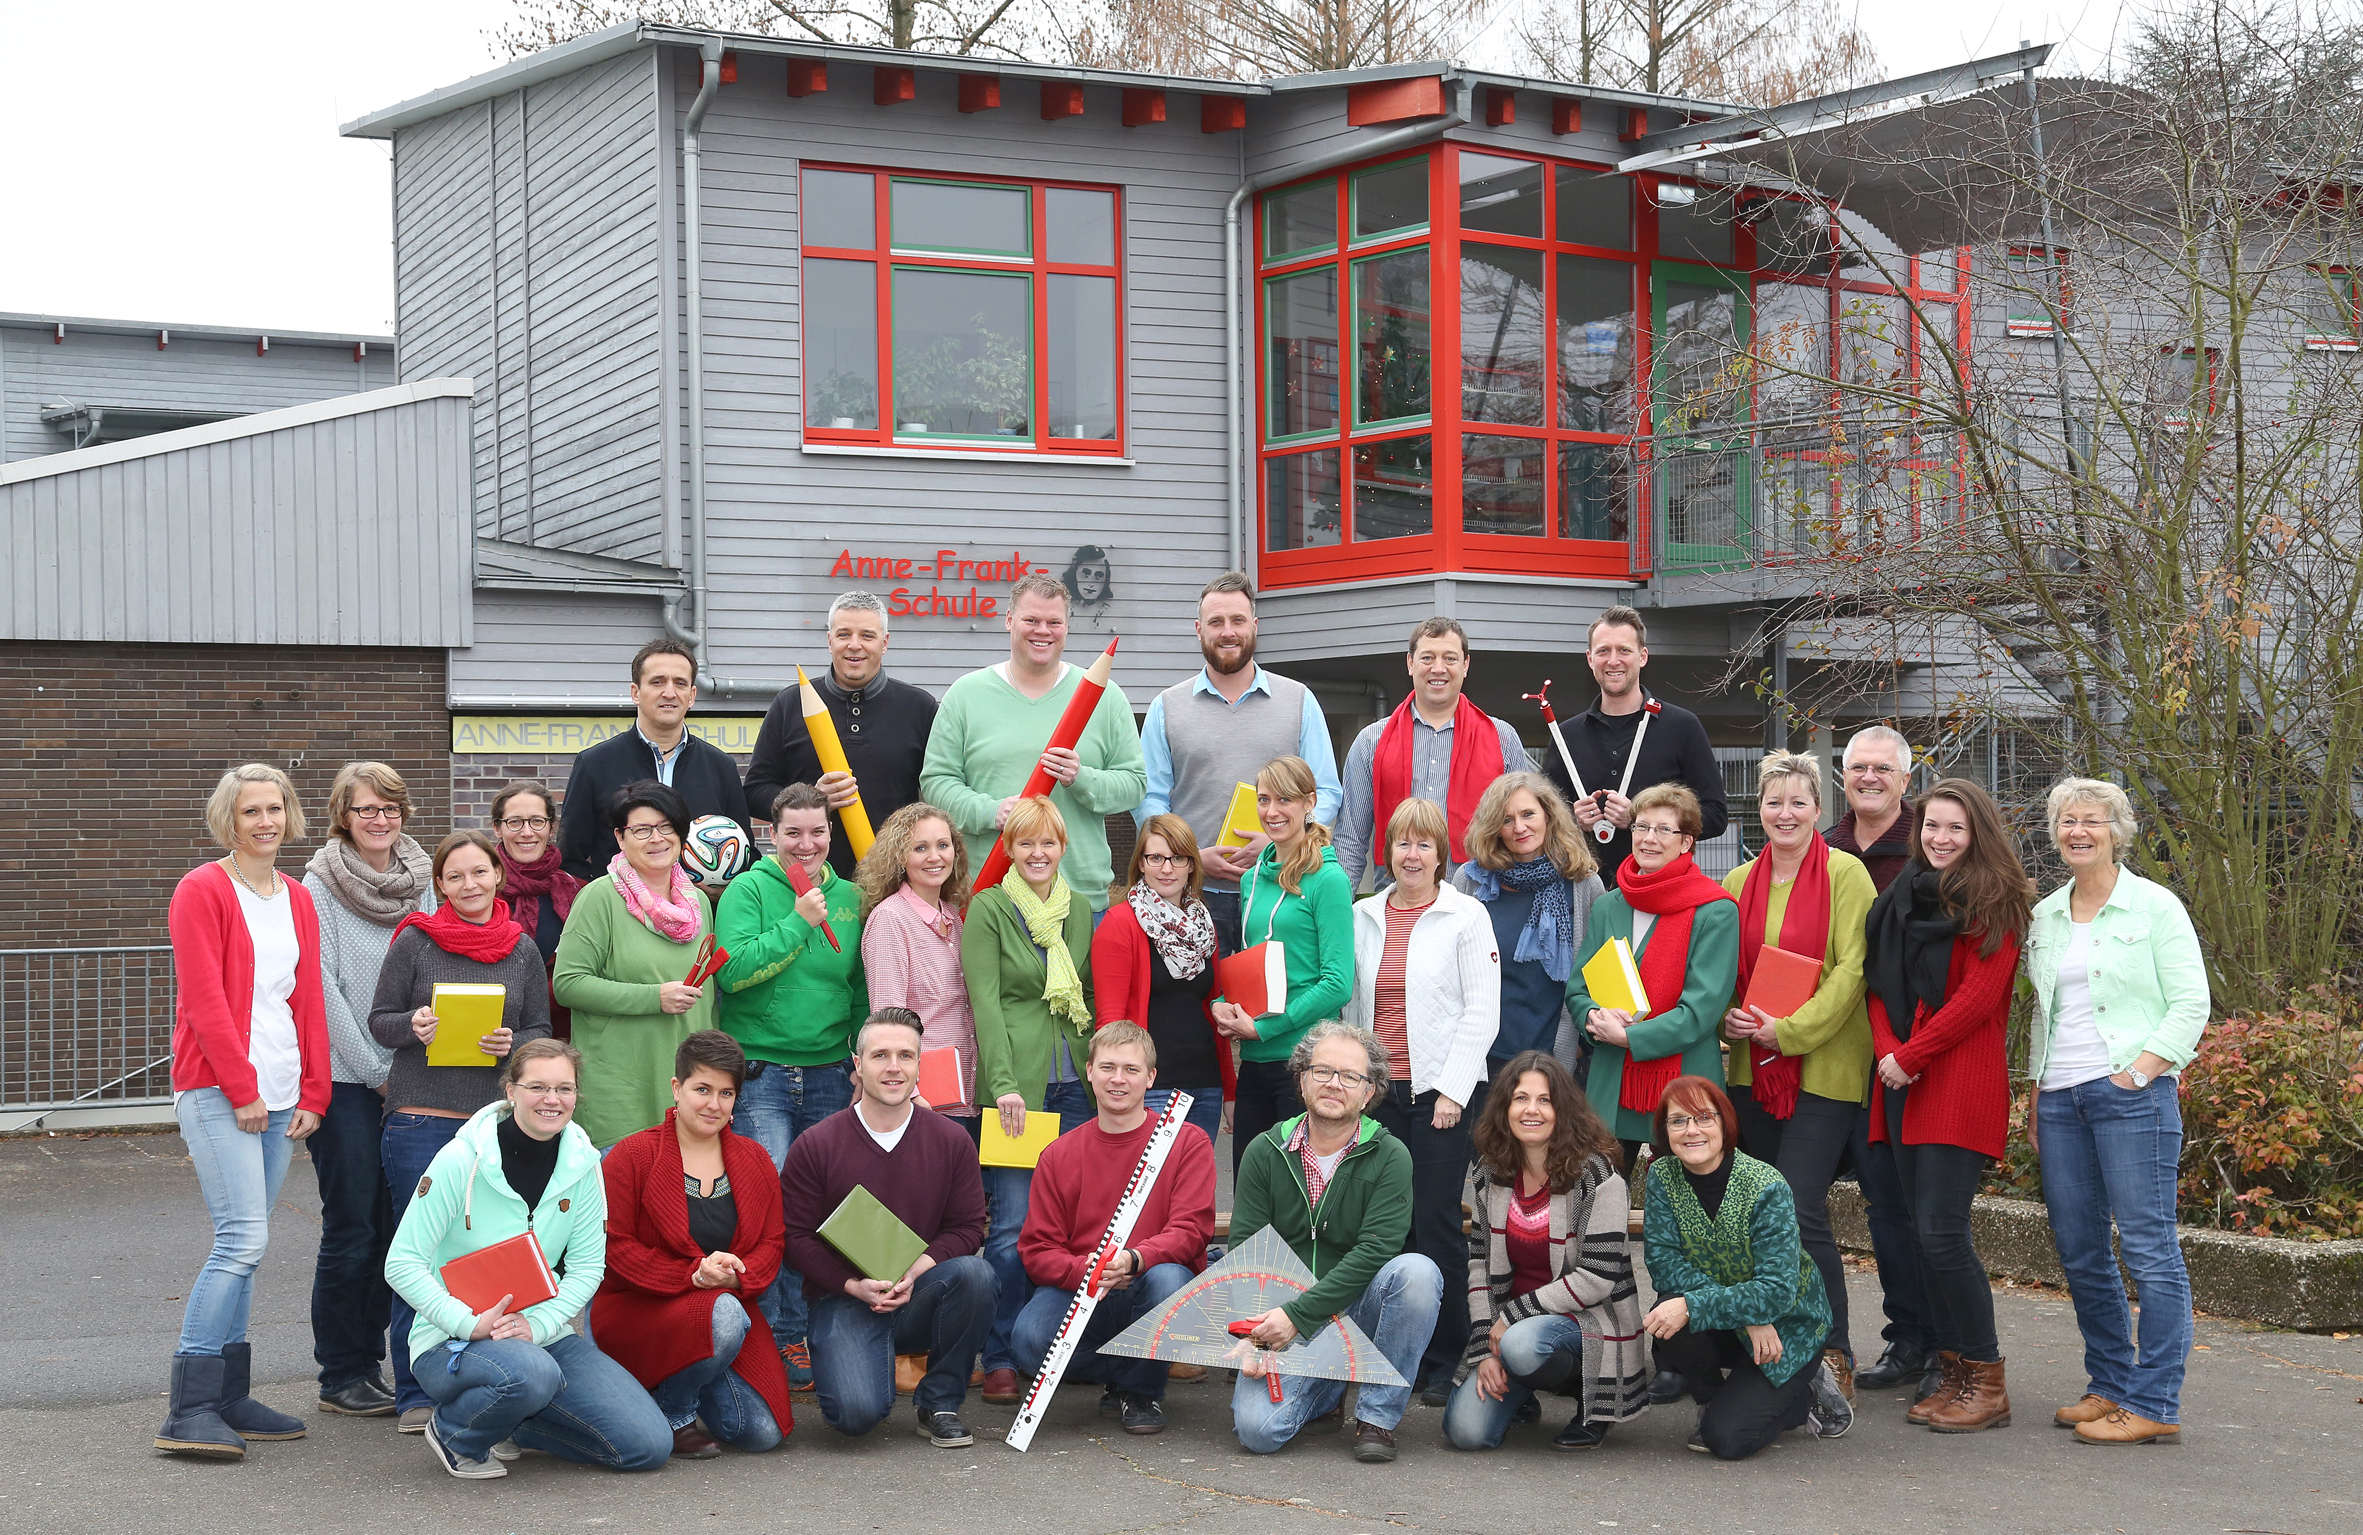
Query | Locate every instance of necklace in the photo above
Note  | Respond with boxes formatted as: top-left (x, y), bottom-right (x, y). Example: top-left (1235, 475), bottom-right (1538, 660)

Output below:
top-left (226, 856), bottom-right (277, 899)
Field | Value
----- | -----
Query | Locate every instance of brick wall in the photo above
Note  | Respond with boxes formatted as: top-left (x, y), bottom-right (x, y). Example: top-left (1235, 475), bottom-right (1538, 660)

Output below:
top-left (3, 642), bottom-right (451, 947)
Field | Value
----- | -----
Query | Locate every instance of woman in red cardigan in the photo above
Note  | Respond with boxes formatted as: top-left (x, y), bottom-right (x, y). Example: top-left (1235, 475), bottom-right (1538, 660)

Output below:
top-left (1863, 777), bottom-right (2033, 1435)
top-left (157, 765), bottom-right (332, 1461)
top-left (594, 1029), bottom-right (791, 1457)
top-left (1090, 813), bottom-right (1232, 1151)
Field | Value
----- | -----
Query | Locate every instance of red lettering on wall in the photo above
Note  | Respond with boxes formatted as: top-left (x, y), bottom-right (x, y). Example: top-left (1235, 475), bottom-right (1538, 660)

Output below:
top-left (830, 548), bottom-right (855, 577)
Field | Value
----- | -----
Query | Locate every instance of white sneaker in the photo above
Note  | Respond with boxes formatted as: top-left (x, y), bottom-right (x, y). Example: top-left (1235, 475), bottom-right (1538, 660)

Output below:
top-left (425, 1417), bottom-right (508, 1479)
top-left (489, 1439), bottom-right (523, 1462)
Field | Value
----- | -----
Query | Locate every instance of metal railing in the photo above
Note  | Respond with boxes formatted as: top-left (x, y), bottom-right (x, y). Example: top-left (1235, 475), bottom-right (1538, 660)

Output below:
top-left (1, 945), bottom-right (177, 1119)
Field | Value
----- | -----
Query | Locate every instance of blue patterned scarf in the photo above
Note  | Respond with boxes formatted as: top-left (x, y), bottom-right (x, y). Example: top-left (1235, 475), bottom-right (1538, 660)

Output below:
top-left (1465, 857), bottom-right (1576, 981)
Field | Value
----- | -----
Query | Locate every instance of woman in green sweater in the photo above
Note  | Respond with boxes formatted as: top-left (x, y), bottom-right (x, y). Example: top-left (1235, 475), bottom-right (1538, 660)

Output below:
top-left (1718, 751), bottom-right (1875, 1398)
top-left (553, 782), bottom-right (716, 1149)
top-left (961, 793), bottom-right (1096, 1402)
top-left (1567, 783), bottom-right (1740, 1156)
top-left (1213, 755), bottom-right (1356, 1170)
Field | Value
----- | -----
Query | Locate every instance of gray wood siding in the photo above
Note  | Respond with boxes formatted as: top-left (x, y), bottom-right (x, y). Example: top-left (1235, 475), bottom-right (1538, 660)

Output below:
top-left (394, 50), bottom-right (666, 564)
top-left (0, 384), bottom-right (474, 647)
top-left (2, 324), bottom-right (392, 464)
top-left (449, 588), bottom-right (666, 703)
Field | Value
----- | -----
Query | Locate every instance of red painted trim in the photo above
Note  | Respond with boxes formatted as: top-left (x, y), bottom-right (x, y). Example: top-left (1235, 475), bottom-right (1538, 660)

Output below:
top-left (1432, 147), bottom-right (1461, 570)
top-left (958, 74), bottom-right (1001, 113)
top-left (1041, 81), bottom-right (1084, 120)
top-left (785, 59), bottom-right (827, 97)
top-left (1201, 95), bottom-right (1246, 133)
top-left (874, 67), bottom-right (915, 106)
top-left (1485, 88), bottom-right (1516, 127)
top-left (1347, 77), bottom-right (1445, 127)
top-left (1122, 88), bottom-right (1166, 127)
top-left (1552, 99), bottom-right (1581, 136)
top-left (1619, 106), bottom-right (1649, 142)
top-left (719, 51), bottom-right (738, 85)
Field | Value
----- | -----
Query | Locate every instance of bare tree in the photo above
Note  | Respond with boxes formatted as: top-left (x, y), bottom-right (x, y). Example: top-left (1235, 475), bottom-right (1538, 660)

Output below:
top-left (490, 0), bottom-right (1052, 59)
top-left (1070, 0), bottom-right (1499, 78)
top-left (1515, 0), bottom-right (1879, 104)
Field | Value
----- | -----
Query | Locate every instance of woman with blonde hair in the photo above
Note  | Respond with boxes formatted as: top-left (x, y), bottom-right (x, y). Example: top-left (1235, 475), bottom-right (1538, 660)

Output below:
top-left (1212, 755), bottom-right (1355, 1167)
top-left (858, 799), bottom-right (975, 1128)
top-left (1092, 811), bottom-right (1231, 1149)
top-left (1455, 771), bottom-right (1605, 1082)
top-left (157, 765), bottom-right (329, 1459)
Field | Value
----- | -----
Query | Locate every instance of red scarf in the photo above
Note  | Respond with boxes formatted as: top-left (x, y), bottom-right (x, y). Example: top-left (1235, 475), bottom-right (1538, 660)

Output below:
top-left (500, 845), bottom-right (580, 942)
top-left (392, 898), bottom-right (530, 965)
top-left (1614, 851), bottom-right (1735, 1115)
top-left (1369, 694), bottom-right (1506, 867)
top-left (1733, 834), bottom-right (1833, 1121)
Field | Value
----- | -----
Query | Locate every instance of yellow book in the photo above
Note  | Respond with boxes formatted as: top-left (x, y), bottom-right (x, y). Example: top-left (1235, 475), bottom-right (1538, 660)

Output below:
top-left (426, 983), bottom-right (506, 1068)
top-left (1213, 782), bottom-right (1261, 848)
top-left (978, 1108), bottom-right (1064, 1169)
top-left (1580, 938), bottom-right (1651, 1017)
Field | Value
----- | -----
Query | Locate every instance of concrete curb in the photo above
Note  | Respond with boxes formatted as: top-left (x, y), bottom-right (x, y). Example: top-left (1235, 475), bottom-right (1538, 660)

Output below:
top-left (1829, 1183), bottom-right (2363, 1332)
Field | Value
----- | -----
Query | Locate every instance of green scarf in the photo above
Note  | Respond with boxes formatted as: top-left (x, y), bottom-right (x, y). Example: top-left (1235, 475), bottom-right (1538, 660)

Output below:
top-left (1001, 867), bottom-right (1090, 1029)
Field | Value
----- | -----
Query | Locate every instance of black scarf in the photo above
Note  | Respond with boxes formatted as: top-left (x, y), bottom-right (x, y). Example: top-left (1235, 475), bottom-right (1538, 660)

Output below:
top-left (1864, 863), bottom-right (1962, 1043)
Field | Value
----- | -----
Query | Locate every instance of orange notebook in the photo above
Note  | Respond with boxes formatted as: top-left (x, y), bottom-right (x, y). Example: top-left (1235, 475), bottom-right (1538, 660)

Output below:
top-left (439, 1231), bottom-right (560, 1314)
top-left (917, 1046), bottom-right (968, 1109)
top-left (1742, 944), bottom-right (1823, 1021)
top-left (1215, 941), bottom-right (1288, 1018)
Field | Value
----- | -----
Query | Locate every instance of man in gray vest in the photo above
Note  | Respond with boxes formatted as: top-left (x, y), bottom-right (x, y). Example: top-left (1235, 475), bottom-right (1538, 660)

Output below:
top-left (1137, 573), bottom-right (1341, 952)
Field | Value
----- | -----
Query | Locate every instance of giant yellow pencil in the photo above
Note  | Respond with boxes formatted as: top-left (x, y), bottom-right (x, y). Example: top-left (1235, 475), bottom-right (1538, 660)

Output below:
top-left (797, 665), bottom-right (875, 858)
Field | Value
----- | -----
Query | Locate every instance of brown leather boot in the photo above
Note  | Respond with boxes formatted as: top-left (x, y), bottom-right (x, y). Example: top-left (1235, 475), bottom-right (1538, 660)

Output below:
top-left (1927, 1356), bottom-right (2012, 1432)
top-left (2053, 1393), bottom-right (2116, 1427)
top-left (2073, 1407), bottom-right (2180, 1446)
top-left (1905, 1351), bottom-right (1965, 1425)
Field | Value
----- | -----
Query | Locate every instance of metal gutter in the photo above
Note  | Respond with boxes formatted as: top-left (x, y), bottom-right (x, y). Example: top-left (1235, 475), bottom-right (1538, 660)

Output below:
top-left (0, 312), bottom-right (389, 348)
top-left (340, 22), bottom-right (646, 138)
top-left (1223, 75), bottom-right (1472, 571)
top-left (633, 25), bottom-right (1273, 97)
top-left (666, 40), bottom-right (724, 687)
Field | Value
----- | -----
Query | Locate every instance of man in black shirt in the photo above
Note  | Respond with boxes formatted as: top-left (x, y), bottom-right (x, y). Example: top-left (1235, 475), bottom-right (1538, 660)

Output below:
top-left (556, 639), bottom-right (752, 881)
top-left (1543, 605), bottom-right (1728, 882)
top-left (743, 591), bottom-right (938, 880)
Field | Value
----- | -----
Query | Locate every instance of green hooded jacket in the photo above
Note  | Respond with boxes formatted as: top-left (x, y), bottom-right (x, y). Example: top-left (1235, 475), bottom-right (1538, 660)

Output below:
top-left (1231, 1111), bottom-right (1413, 1336)
top-left (715, 856), bottom-right (869, 1066)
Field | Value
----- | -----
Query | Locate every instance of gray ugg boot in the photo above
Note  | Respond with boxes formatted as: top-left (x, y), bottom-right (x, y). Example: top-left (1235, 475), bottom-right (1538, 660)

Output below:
top-left (155, 1355), bottom-right (247, 1459)
top-left (217, 1342), bottom-right (306, 1440)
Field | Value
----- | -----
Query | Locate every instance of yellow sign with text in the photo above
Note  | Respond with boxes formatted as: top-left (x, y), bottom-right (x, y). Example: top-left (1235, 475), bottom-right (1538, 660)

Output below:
top-left (449, 716), bottom-right (766, 756)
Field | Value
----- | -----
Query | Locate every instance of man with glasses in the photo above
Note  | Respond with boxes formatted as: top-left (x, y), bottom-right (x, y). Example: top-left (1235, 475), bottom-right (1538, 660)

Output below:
top-left (1229, 1022), bottom-right (1439, 1463)
top-left (1825, 724), bottom-right (1937, 1400)
top-left (921, 571), bottom-right (1145, 913)
top-left (1547, 606), bottom-right (1727, 882)
top-left (558, 639), bottom-right (752, 881)
top-left (1138, 572), bottom-right (1340, 950)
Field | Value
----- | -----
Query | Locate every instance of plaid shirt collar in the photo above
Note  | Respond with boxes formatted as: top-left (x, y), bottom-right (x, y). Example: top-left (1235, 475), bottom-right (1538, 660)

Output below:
top-left (1285, 1117), bottom-right (1360, 1208)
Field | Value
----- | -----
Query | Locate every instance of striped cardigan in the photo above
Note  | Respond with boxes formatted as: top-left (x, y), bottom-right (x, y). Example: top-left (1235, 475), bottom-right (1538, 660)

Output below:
top-left (1454, 1151), bottom-right (1652, 1423)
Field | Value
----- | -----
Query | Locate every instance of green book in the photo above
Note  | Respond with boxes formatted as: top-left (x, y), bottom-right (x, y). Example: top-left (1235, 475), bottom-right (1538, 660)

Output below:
top-left (817, 1184), bottom-right (927, 1282)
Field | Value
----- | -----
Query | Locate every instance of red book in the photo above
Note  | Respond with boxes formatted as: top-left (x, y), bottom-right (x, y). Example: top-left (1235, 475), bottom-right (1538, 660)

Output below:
top-left (917, 1046), bottom-right (968, 1109)
top-left (1215, 941), bottom-right (1288, 1019)
top-left (439, 1231), bottom-right (560, 1315)
top-left (1742, 944), bottom-right (1823, 1022)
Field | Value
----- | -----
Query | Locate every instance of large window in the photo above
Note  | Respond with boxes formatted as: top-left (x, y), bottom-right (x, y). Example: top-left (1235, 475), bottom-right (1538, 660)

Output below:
top-left (799, 166), bottom-right (1124, 453)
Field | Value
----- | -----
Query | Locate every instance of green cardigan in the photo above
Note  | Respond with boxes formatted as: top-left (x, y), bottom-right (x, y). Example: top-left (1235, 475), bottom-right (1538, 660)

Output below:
top-left (962, 883), bottom-right (1095, 1110)
top-left (1566, 893), bottom-right (1740, 1142)
top-left (1719, 849), bottom-right (1876, 1106)
top-left (714, 856), bottom-right (869, 1066)
top-left (1643, 1149), bottom-right (1831, 1386)
top-left (1236, 843), bottom-right (1357, 1065)
top-left (551, 875), bottom-right (716, 1149)
top-left (1232, 1113), bottom-right (1413, 1337)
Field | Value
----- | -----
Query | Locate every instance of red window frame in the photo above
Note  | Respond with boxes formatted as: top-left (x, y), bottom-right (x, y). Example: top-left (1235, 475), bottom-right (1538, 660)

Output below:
top-left (2155, 345), bottom-right (2222, 427)
top-left (2305, 264), bottom-right (2361, 350)
top-left (798, 163), bottom-right (1127, 457)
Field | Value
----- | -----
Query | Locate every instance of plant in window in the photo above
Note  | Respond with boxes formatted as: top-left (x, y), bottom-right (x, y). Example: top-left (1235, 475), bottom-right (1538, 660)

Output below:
top-left (807, 370), bottom-right (878, 429)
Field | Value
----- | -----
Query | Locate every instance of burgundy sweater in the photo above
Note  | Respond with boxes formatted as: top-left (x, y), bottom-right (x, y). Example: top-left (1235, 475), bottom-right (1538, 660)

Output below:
top-left (778, 1106), bottom-right (987, 1303)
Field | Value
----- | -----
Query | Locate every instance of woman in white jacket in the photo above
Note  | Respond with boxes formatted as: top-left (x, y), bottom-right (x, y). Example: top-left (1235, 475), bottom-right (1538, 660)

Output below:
top-left (1345, 796), bottom-right (1500, 1402)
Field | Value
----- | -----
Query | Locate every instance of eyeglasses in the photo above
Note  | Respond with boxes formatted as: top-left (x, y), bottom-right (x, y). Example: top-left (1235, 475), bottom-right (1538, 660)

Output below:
top-left (1847, 764), bottom-right (1903, 778)
top-left (622, 824), bottom-right (676, 842)
top-left (2057, 817), bottom-right (2113, 833)
top-left (1631, 822), bottom-right (1685, 840)
top-left (1305, 1065), bottom-right (1374, 1089)
top-left (514, 1082), bottom-right (577, 1099)
top-left (497, 816), bottom-right (552, 833)
top-left (1141, 853), bottom-right (1192, 869)
top-left (350, 805), bottom-right (403, 822)
top-left (1665, 1113), bottom-right (1720, 1132)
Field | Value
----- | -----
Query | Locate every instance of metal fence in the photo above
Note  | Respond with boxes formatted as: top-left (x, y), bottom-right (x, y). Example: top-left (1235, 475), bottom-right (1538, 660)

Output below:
top-left (1, 946), bottom-right (176, 1116)
top-left (1641, 421), bottom-right (1969, 575)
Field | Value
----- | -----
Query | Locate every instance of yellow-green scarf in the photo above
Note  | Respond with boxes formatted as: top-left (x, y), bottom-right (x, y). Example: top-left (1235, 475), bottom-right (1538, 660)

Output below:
top-left (1000, 867), bottom-right (1090, 1029)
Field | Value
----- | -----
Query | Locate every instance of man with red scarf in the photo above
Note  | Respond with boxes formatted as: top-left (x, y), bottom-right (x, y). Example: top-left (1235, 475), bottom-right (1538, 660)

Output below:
top-left (1335, 618), bottom-right (1531, 889)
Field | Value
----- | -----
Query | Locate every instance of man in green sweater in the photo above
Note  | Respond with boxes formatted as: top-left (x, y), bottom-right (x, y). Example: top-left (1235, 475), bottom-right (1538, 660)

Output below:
top-left (716, 782), bottom-right (869, 1384)
top-left (920, 571), bottom-right (1145, 912)
top-left (1229, 1022), bottom-right (1440, 1464)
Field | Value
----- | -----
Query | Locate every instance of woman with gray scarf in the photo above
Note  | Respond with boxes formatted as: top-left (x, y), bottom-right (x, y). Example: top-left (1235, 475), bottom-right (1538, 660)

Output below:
top-left (300, 761), bottom-right (434, 1420)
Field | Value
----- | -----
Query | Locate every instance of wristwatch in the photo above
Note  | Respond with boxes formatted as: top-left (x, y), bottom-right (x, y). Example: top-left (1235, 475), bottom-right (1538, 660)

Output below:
top-left (2124, 1069), bottom-right (2151, 1089)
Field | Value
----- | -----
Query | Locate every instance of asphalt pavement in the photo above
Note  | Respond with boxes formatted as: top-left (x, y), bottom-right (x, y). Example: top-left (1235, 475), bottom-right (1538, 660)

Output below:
top-left (4, 1129), bottom-right (2358, 1535)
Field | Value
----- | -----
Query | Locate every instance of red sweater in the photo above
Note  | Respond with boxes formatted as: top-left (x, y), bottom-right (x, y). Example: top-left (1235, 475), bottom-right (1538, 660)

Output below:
top-left (778, 1106), bottom-right (988, 1303)
top-left (592, 1114), bottom-right (792, 1435)
top-left (168, 862), bottom-right (331, 1115)
top-left (1868, 930), bottom-right (2020, 1160)
top-left (1089, 901), bottom-right (1237, 1100)
top-left (1018, 1116), bottom-right (1217, 1290)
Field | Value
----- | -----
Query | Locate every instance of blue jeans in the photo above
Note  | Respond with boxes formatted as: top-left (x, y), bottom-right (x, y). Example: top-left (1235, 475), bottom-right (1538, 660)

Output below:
top-left (1012, 1262), bottom-right (1193, 1400)
top-left (174, 1087), bottom-right (296, 1356)
top-left (382, 1111), bottom-right (466, 1413)
top-left (307, 1080), bottom-right (394, 1390)
top-left (1231, 1252), bottom-right (1442, 1450)
top-left (1442, 1313), bottom-right (1591, 1449)
top-left (1369, 1079), bottom-right (1473, 1386)
top-left (650, 1293), bottom-right (782, 1451)
top-left (1144, 1087), bottom-right (1225, 1158)
top-left (979, 1081), bottom-right (1098, 1371)
top-left (1202, 889), bottom-right (1244, 957)
top-left (419, 1330), bottom-right (671, 1470)
top-left (732, 1058), bottom-right (855, 1344)
top-left (808, 1254), bottom-right (997, 1433)
top-left (2039, 1075), bottom-right (2194, 1423)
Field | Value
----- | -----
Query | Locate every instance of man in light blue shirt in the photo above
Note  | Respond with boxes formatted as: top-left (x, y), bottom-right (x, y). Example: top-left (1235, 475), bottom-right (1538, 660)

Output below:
top-left (1138, 573), bottom-right (1341, 951)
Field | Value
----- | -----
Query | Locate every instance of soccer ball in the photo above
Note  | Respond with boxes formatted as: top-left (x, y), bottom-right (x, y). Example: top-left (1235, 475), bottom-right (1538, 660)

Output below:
top-left (680, 814), bottom-right (753, 886)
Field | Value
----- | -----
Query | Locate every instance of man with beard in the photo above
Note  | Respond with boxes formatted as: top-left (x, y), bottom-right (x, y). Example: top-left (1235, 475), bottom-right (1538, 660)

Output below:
top-left (1137, 572), bottom-right (1340, 951)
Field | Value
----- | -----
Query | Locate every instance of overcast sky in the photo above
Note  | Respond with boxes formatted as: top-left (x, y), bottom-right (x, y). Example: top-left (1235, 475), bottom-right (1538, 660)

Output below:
top-left (0, 1), bottom-right (2131, 336)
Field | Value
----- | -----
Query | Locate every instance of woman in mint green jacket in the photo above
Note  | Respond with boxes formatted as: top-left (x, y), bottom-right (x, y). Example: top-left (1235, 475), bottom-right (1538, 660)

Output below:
top-left (1215, 755), bottom-right (1356, 1170)
top-left (384, 1039), bottom-right (669, 1478)
top-left (2024, 777), bottom-right (2209, 1447)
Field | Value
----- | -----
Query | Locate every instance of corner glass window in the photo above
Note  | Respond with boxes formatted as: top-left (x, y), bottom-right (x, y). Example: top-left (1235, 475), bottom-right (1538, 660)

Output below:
top-left (1558, 442), bottom-right (1629, 542)
top-left (1046, 188), bottom-right (1116, 267)
top-left (1458, 153), bottom-right (1543, 238)
top-left (1267, 270), bottom-right (1342, 438)
top-left (1352, 435), bottom-right (1434, 541)
top-left (1265, 182), bottom-right (1337, 260)
top-left (1460, 245), bottom-right (1544, 426)
top-left (892, 179), bottom-right (1030, 258)
top-left (1352, 160), bottom-right (1429, 242)
top-left (804, 169), bottom-right (876, 250)
top-left (1463, 433), bottom-right (1545, 536)
top-left (1354, 248), bottom-right (1432, 425)
top-left (1267, 450), bottom-right (1342, 549)
top-left (890, 268), bottom-right (1032, 437)
top-left (1657, 196), bottom-right (1733, 265)
top-left (1555, 166), bottom-right (1630, 251)
top-left (1556, 255), bottom-right (1635, 435)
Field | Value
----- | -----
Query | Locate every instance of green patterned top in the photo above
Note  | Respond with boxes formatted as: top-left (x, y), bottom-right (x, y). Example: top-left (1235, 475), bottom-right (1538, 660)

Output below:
top-left (1642, 1149), bottom-right (1831, 1386)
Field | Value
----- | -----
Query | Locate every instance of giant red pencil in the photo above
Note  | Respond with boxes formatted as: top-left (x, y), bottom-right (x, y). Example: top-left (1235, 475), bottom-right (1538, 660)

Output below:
top-left (968, 637), bottom-right (1119, 902)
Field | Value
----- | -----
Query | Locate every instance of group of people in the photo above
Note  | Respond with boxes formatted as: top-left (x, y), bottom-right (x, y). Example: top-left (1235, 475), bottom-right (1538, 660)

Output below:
top-left (157, 570), bottom-right (2212, 1478)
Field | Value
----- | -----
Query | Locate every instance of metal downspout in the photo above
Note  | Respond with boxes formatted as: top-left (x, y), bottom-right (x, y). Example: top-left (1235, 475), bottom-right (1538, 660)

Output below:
top-left (666, 39), bottom-right (725, 680)
top-left (1224, 76), bottom-right (1473, 572)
